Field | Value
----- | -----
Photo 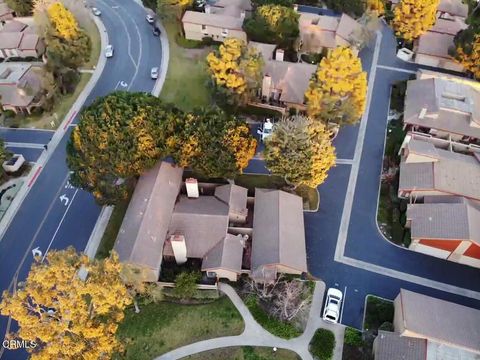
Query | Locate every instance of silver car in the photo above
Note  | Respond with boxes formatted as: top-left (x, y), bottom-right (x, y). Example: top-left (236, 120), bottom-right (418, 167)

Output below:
top-left (150, 67), bottom-right (159, 79)
top-left (105, 45), bottom-right (114, 58)
top-left (91, 7), bottom-right (101, 16)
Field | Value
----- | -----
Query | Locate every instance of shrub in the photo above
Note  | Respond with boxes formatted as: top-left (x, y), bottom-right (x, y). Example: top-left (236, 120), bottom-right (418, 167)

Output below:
top-left (175, 33), bottom-right (205, 48)
top-left (244, 294), bottom-right (301, 339)
top-left (399, 212), bottom-right (406, 227)
top-left (378, 321), bottom-right (394, 332)
top-left (201, 36), bottom-right (214, 46)
top-left (344, 327), bottom-right (363, 347)
top-left (174, 271), bottom-right (200, 299)
top-left (2, 110), bottom-right (16, 118)
top-left (310, 329), bottom-right (335, 360)
top-left (403, 229), bottom-right (411, 248)
top-left (364, 296), bottom-right (394, 334)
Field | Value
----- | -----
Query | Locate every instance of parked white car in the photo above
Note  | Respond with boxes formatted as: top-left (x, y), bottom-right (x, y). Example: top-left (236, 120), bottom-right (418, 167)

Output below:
top-left (146, 14), bottom-right (155, 23)
top-left (257, 118), bottom-right (274, 142)
top-left (150, 67), bottom-right (159, 79)
top-left (105, 45), bottom-right (114, 58)
top-left (322, 288), bottom-right (343, 324)
top-left (91, 7), bottom-right (101, 16)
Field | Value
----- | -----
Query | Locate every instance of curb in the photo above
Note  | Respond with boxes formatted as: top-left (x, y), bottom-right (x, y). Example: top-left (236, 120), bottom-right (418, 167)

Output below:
top-left (84, 0), bottom-right (170, 258)
top-left (0, 14), bottom-right (108, 242)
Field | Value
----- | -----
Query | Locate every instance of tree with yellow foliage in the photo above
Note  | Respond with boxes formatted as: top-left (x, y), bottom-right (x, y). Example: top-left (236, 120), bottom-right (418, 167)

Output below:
top-left (366, 0), bottom-right (385, 16)
top-left (206, 38), bottom-right (263, 106)
top-left (391, 0), bottom-right (439, 41)
top-left (305, 47), bottom-right (367, 126)
top-left (264, 116), bottom-right (336, 189)
top-left (166, 107), bottom-right (257, 178)
top-left (47, 2), bottom-right (79, 40)
top-left (452, 26), bottom-right (480, 79)
top-left (0, 248), bottom-right (131, 360)
top-left (244, 4), bottom-right (299, 47)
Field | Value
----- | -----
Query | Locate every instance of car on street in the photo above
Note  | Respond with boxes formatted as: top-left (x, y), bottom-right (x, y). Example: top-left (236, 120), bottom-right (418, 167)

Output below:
top-left (257, 118), bottom-right (274, 142)
top-left (146, 14), bottom-right (155, 23)
top-left (91, 7), bottom-right (101, 16)
top-left (150, 67), bottom-right (159, 79)
top-left (322, 288), bottom-right (343, 324)
top-left (105, 45), bottom-right (114, 58)
top-left (153, 27), bottom-right (161, 36)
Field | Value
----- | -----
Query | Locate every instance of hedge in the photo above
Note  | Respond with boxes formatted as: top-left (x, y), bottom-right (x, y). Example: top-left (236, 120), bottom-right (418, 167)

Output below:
top-left (244, 295), bottom-right (301, 339)
top-left (344, 327), bottom-right (363, 347)
top-left (309, 329), bottom-right (335, 360)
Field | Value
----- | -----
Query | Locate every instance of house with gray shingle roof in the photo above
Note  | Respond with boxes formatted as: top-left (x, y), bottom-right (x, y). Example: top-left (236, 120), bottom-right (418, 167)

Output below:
top-left (0, 0), bottom-right (13, 22)
top-left (114, 161), bottom-right (308, 283)
top-left (373, 330), bottom-right (427, 360)
top-left (0, 20), bottom-right (45, 60)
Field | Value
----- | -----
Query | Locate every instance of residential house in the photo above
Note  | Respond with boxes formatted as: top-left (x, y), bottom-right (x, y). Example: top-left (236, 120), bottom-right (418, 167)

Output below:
top-left (403, 72), bottom-right (480, 144)
top-left (406, 196), bottom-right (480, 267)
top-left (114, 161), bottom-right (308, 283)
top-left (298, 12), bottom-right (362, 54)
top-left (398, 136), bottom-right (480, 201)
top-left (182, 0), bottom-right (251, 42)
top-left (392, 0), bottom-right (468, 71)
top-left (0, 62), bottom-right (45, 114)
top-left (0, 0), bottom-right (14, 21)
top-left (0, 20), bottom-right (45, 60)
top-left (390, 289), bottom-right (480, 358)
top-left (373, 331), bottom-right (427, 360)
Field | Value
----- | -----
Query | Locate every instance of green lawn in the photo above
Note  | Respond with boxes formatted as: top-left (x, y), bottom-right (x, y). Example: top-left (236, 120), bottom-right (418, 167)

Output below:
top-left (234, 174), bottom-right (319, 211)
top-left (183, 346), bottom-right (300, 360)
top-left (116, 297), bottom-right (244, 360)
top-left (160, 20), bottom-right (211, 111)
top-left (84, 18), bottom-right (101, 70)
top-left (96, 185), bottom-right (134, 259)
top-left (6, 73), bottom-right (92, 129)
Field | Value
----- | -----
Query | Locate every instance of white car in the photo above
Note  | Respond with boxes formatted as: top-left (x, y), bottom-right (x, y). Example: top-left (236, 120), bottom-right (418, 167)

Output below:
top-left (322, 288), bottom-right (343, 324)
top-left (257, 118), bottom-right (274, 142)
top-left (105, 45), bottom-right (114, 58)
top-left (146, 14), bottom-right (155, 23)
top-left (91, 7), bottom-right (101, 16)
top-left (150, 67), bottom-right (159, 79)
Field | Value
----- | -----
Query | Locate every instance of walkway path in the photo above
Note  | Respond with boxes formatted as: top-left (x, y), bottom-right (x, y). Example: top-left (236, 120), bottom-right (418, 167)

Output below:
top-left (155, 282), bottom-right (345, 360)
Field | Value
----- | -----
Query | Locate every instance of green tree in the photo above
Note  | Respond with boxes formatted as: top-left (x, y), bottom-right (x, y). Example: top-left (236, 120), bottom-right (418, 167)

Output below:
top-left (67, 92), bottom-right (171, 205)
top-left (0, 139), bottom-right (11, 181)
top-left (264, 116), bottom-right (336, 189)
top-left (252, 0), bottom-right (294, 6)
top-left (165, 107), bottom-right (257, 178)
top-left (0, 248), bottom-right (131, 360)
top-left (174, 272), bottom-right (200, 299)
top-left (451, 25), bottom-right (480, 79)
top-left (5, 0), bottom-right (34, 16)
top-left (244, 4), bottom-right (299, 47)
top-left (323, 0), bottom-right (365, 17)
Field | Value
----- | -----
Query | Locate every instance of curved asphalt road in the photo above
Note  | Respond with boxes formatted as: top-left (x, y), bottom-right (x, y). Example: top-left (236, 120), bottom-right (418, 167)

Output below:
top-left (0, 1), bottom-right (162, 358)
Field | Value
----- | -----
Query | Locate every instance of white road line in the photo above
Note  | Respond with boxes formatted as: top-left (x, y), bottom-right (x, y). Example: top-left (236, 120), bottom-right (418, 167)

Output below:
top-left (377, 65), bottom-right (416, 74)
top-left (340, 286), bottom-right (347, 324)
top-left (5, 142), bottom-right (45, 149)
top-left (335, 30), bottom-right (383, 261)
top-left (336, 159), bottom-right (354, 165)
top-left (42, 189), bottom-right (79, 262)
top-left (0, 127), bottom-right (54, 132)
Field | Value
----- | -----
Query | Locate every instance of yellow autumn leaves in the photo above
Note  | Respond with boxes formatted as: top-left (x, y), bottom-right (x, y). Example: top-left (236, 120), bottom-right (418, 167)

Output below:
top-left (392, 0), bottom-right (439, 41)
top-left (46, 2), bottom-right (79, 40)
top-left (305, 47), bottom-right (367, 125)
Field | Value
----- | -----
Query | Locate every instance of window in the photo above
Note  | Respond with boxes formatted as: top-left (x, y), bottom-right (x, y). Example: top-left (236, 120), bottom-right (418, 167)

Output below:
top-left (221, 28), bottom-right (229, 37)
top-left (207, 271), bottom-right (217, 278)
top-left (442, 92), bottom-right (466, 102)
top-left (201, 24), bottom-right (208, 34)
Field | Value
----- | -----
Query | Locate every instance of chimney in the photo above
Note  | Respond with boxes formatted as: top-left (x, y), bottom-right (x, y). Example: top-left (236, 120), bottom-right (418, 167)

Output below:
top-left (186, 178), bottom-right (199, 198)
top-left (170, 235), bottom-right (187, 264)
top-left (275, 49), bottom-right (284, 62)
top-left (261, 74), bottom-right (272, 98)
top-left (205, 4), bottom-right (211, 13)
top-left (240, 10), bottom-right (245, 19)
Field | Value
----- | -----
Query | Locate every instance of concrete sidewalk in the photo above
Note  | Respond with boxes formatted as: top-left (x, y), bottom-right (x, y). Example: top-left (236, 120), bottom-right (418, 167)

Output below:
top-left (0, 15), bottom-right (108, 241)
top-left (156, 281), bottom-right (345, 360)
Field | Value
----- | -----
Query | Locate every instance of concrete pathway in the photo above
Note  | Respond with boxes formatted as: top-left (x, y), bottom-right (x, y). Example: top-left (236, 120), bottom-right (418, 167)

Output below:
top-left (155, 281), bottom-right (345, 360)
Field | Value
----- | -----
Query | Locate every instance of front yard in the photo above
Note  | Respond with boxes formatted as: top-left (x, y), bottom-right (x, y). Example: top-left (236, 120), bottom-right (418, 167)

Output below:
top-left (159, 19), bottom-right (211, 111)
top-left (116, 296), bottom-right (244, 360)
top-left (183, 346), bottom-right (300, 360)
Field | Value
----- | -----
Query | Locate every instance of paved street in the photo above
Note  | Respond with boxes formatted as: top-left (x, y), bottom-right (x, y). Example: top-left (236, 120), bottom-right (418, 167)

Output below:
top-left (301, 24), bottom-right (480, 329)
top-left (0, 1), bottom-right (163, 359)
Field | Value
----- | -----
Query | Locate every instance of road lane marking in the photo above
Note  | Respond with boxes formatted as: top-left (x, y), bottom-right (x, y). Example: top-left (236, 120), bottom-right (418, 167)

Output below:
top-left (5, 142), bottom-right (44, 149)
top-left (42, 189), bottom-right (79, 262)
top-left (336, 159), bottom-right (354, 165)
top-left (377, 65), bottom-right (416, 74)
top-left (340, 286), bottom-right (347, 324)
top-left (0, 127), bottom-right (54, 132)
top-left (62, 110), bottom-right (77, 130)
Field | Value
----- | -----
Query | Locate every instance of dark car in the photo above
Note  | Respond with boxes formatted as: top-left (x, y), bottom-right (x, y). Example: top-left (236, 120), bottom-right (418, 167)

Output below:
top-left (153, 27), bottom-right (161, 36)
